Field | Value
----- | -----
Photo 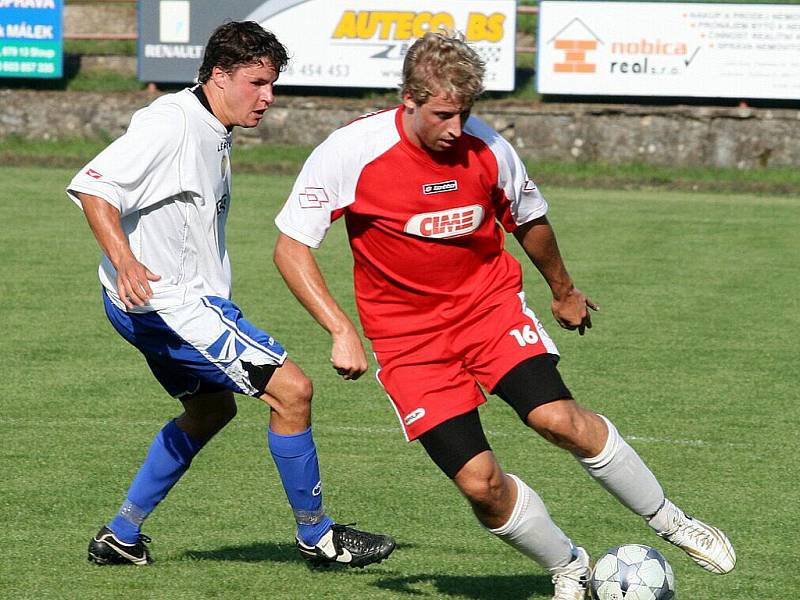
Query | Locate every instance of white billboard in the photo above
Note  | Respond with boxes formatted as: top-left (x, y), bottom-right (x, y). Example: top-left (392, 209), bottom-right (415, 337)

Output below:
top-left (248, 0), bottom-right (517, 90)
top-left (537, 1), bottom-right (800, 99)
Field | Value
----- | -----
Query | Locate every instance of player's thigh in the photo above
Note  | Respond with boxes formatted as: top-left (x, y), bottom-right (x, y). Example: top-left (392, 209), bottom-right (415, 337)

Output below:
top-left (459, 290), bottom-right (561, 395)
top-left (180, 389), bottom-right (237, 420)
top-left (177, 389), bottom-right (238, 439)
top-left (375, 338), bottom-right (486, 442)
top-left (418, 409), bottom-right (493, 479)
top-left (493, 354), bottom-right (573, 423)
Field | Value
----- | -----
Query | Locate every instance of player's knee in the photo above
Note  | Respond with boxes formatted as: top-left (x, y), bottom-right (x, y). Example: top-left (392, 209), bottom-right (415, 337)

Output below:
top-left (279, 374), bottom-right (314, 419)
top-left (289, 374), bottom-right (314, 405)
top-left (454, 458), bottom-right (508, 514)
top-left (457, 468), bottom-right (507, 513)
top-left (529, 400), bottom-right (590, 449)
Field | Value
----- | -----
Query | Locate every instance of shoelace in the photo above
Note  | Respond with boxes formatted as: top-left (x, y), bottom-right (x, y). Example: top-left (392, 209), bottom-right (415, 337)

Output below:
top-left (551, 572), bottom-right (586, 600)
top-left (670, 520), bottom-right (715, 550)
top-left (139, 534), bottom-right (152, 544)
top-left (333, 524), bottom-right (379, 553)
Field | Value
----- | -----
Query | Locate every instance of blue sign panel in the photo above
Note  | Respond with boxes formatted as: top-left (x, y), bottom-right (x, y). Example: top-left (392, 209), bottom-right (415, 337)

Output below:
top-left (0, 0), bottom-right (64, 79)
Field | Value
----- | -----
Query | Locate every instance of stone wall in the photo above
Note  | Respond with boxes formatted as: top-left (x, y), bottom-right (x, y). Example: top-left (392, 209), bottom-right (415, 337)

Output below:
top-left (2, 89), bottom-right (799, 169)
top-left (16, 3), bottom-right (790, 168)
top-left (64, 3), bottom-right (137, 36)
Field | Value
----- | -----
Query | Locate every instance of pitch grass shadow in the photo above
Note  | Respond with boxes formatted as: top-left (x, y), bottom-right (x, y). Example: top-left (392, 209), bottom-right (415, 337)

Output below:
top-left (183, 542), bottom-right (297, 564)
top-left (183, 541), bottom-right (417, 565)
top-left (374, 573), bottom-right (552, 599)
top-left (183, 544), bottom-right (550, 597)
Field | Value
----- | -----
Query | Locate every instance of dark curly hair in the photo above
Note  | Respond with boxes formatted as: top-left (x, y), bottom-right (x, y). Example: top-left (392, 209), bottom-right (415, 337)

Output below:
top-left (198, 21), bottom-right (288, 83)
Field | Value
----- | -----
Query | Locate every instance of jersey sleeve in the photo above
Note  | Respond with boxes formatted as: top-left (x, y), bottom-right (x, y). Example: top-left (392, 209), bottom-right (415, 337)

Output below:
top-left (466, 117), bottom-right (549, 232)
top-left (275, 134), bottom-right (349, 249)
top-left (66, 103), bottom-right (186, 216)
top-left (493, 135), bottom-right (548, 230)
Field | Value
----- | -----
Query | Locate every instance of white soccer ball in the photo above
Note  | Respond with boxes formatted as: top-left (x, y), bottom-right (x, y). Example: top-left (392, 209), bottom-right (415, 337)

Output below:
top-left (590, 544), bottom-right (676, 600)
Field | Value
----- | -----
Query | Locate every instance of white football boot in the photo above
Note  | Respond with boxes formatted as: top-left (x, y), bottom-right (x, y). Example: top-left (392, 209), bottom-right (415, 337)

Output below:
top-left (648, 498), bottom-right (736, 574)
top-left (550, 546), bottom-right (590, 600)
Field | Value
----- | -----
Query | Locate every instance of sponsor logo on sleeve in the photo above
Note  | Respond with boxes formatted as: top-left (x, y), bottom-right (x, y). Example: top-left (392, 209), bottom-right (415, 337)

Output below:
top-left (404, 205), bottom-right (484, 239)
top-left (298, 187), bottom-right (330, 209)
top-left (422, 179), bottom-right (458, 195)
top-left (85, 169), bottom-right (102, 179)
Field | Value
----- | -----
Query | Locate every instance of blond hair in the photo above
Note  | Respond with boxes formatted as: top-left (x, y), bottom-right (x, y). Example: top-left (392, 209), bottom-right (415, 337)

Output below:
top-left (401, 30), bottom-right (485, 108)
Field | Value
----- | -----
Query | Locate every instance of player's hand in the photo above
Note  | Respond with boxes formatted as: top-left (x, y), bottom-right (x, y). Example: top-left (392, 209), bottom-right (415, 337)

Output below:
top-left (330, 329), bottom-right (368, 380)
top-left (116, 256), bottom-right (161, 309)
top-left (551, 287), bottom-right (599, 336)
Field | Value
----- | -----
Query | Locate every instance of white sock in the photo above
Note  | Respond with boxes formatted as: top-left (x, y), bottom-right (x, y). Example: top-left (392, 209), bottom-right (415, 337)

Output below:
top-left (647, 498), bottom-right (682, 533)
top-left (487, 473), bottom-right (574, 570)
top-left (578, 415), bottom-right (665, 517)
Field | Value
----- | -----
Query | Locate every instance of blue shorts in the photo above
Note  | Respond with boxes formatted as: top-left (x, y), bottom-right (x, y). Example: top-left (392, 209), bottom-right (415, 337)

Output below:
top-left (103, 291), bottom-right (287, 398)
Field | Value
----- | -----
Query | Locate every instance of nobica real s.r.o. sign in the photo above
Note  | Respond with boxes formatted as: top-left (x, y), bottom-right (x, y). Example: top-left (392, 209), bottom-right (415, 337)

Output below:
top-left (137, 0), bottom-right (516, 90)
top-left (536, 0), bottom-right (800, 100)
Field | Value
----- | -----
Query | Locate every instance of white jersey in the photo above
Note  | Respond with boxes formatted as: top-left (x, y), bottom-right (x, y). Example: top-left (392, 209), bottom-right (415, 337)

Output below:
top-left (67, 88), bottom-right (233, 312)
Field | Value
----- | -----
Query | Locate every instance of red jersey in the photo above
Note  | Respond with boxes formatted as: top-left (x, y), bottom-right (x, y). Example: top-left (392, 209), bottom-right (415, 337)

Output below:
top-left (275, 106), bottom-right (548, 348)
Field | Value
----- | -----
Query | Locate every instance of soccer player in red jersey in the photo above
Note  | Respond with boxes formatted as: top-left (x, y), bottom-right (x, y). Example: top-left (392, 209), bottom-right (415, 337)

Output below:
top-left (274, 30), bottom-right (735, 599)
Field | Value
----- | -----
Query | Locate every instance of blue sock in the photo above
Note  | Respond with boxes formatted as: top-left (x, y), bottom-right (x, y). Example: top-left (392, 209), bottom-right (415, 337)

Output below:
top-left (109, 419), bottom-right (203, 543)
top-left (268, 426), bottom-right (334, 545)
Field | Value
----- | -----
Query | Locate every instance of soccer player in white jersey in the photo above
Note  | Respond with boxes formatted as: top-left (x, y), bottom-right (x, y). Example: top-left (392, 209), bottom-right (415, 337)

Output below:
top-left (67, 21), bottom-right (394, 568)
top-left (272, 30), bottom-right (735, 599)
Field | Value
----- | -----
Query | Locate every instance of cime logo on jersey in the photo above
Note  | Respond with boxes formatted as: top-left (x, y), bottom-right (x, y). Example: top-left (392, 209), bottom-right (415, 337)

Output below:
top-left (404, 205), bottom-right (484, 239)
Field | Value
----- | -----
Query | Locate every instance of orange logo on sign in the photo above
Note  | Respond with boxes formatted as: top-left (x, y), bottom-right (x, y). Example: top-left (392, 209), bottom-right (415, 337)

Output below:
top-left (549, 18), bottom-right (602, 74)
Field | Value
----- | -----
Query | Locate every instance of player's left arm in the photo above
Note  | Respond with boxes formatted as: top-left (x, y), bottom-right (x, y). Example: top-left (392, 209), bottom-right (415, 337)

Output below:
top-left (513, 217), bottom-right (598, 335)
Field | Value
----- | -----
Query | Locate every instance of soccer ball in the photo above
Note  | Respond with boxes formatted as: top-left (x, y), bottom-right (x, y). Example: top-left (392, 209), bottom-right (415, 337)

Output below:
top-left (590, 544), bottom-right (676, 600)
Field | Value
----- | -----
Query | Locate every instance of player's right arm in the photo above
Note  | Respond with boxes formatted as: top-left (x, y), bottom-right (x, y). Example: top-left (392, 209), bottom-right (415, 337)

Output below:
top-left (76, 192), bottom-right (160, 309)
top-left (273, 122), bottom-right (383, 379)
top-left (273, 233), bottom-right (367, 380)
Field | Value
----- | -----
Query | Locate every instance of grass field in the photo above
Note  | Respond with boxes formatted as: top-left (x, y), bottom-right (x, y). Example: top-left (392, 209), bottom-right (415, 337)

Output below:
top-left (1, 165), bottom-right (797, 599)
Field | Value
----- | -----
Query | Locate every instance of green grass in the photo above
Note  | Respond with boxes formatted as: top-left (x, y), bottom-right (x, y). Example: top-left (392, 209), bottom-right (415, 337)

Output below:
top-left (65, 69), bottom-right (145, 93)
top-left (1, 165), bottom-right (797, 599)
top-left (64, 39), bottom-right (137, 57)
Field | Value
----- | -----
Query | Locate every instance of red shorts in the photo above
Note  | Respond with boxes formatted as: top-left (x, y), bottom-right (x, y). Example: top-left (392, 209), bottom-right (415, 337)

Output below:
top-left (374, 291), bottom-right (559, 441)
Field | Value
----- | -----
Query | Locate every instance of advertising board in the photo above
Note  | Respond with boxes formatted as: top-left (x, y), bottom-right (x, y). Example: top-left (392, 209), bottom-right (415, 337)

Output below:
top-left (0, 0), bottom-right (63, 79)
top-left (138, 0), bottom-right (516, 90)
top-left (537, 1), bottom-right (800, 100)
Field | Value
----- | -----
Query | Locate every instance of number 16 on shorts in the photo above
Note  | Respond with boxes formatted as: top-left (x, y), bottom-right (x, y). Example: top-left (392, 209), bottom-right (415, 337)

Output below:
top-left (509, 324), bottom-right (539, 346)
